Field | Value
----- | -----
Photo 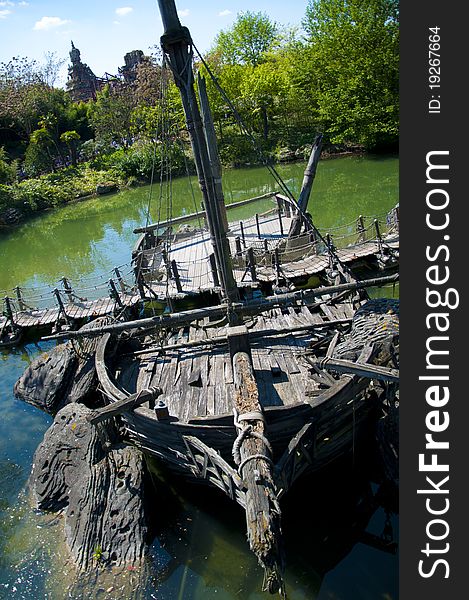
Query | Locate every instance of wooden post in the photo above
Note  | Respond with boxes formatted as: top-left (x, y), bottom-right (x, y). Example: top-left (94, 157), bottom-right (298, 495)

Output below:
top-left (162, 247), bottom-right (171, 279)
top-left (14, 287), bottom-right (26, 311)
top-left (3, 296), bottom-right (15, 325)
top-left (227, 325), bottom-right (251, 360)
top-left (61, 277), bottom-right (73, 303)
top-left (114, 267), bottom-right (126, 293)
top-left (231, 348), bottom-right (284, 594)
top-left (209, 253), bottom-right (220, 287)
top-left (276, 194), bottom-right (284, 215)
top-left (198, 74), bottom-right (229, 234)
top-left (255, 213), bottom-right (261, 239)
top-left (53, 288), bottom-right (71, 326)
top-left (109, 279), bottom-right (124, 308)
top-left (235, 236), bottom-right (242, 256)
top-left (277, 208), bottom-right (284, 236)
top-left (154, 399), bottom-right (170, 420)
top-left (240, 221), bottom-right (246, 248)
top-left (374, 219), bottom-right (383, 253)
top-left (393, 206), bottom-right (400, 232)
top-left (171, 260), bottom-right (183, 293)
top-left (326, 233), bottom-right (335, 270)
top-left (357, 215), bottom-right (365, 242)
top-left (274, 248), bottom-right (282, 280)
top-left (158, 7), bottom-right (238, 301)
top-left (133, 253), bottom-right (146, 299)
top-left (246, 247), bottom-right (257, 282)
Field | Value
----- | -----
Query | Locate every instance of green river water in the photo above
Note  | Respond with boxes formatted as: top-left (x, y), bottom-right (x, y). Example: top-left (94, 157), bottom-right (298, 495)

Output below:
top-left (0, 155), bottom-right (398, 599)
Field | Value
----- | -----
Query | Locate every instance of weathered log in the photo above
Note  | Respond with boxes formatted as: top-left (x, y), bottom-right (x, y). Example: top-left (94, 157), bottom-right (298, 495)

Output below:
top-left (288, 134), bottom-right (323, 237)
top-left (232, 349), bottom-right (284, 595)
top-left (29, 402), bottom-right (148, 571)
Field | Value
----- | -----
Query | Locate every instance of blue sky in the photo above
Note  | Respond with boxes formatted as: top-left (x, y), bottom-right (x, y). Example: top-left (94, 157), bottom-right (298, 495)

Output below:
top-left (0, 1), bottom-right (309, 86)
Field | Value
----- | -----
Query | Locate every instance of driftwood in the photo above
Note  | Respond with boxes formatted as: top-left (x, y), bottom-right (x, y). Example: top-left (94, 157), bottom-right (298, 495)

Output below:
top-left (29, 402), bottom-right (148, 571)
top-left (87, 387), bottom-right (162, 425)
top-left (310, 357), bottom-right (399, 383)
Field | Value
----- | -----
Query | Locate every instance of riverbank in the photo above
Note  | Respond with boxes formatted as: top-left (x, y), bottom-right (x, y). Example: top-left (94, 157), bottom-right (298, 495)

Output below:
top-left (0, 142), bottom-right (372, 232)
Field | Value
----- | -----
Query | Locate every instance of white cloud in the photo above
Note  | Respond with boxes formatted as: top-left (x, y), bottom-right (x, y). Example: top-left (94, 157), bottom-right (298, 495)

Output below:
top-left (0, 9), bottom-right (11, 18)
top-left (33, 16), bottom-right (70, 30)
top-left (178, 8), bottom-right (189, 17)
top-left (0, 2), bottom-right (14, 7)
top-left (19, 1), bottom-right (29, 5)
top-left (219, 9), bottom-right (232, 17)
top-left (115, 6), bottom-right (133, 17)
top-left (113, 20), bottom-right (120, 25)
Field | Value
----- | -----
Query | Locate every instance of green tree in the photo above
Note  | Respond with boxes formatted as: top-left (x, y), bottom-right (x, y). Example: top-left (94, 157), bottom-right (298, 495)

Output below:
top-left (302, 0), bottom-right (399, 149)
top-left (239, 58), bottom-right (289, 140)
top-left (215, 11), bottom-right (278, 66)
top-left (208, 12), bottom-right (283, 143)
top-left (60, 130), bottom-right (81, 166)
top-left (88, 84), bottom-right (136, 150)
top-left (0, 57), bottom-right (70, 142)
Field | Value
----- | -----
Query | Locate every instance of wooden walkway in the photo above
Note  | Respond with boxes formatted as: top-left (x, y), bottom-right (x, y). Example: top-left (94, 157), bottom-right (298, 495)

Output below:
top-left (0, 293), bottom-right (139, 332)
top-left (1, 201), bottom-right (398, 341)
top-left (140, 208), bottom-right (399, 299)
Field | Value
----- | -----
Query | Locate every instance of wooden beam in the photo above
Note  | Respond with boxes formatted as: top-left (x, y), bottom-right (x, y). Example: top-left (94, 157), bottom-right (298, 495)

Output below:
top-left (133, 193), bottom-right (277, 234)
top-left (311, 357), bottom-right (399, 383)
top-left (43, 274), bottom-right (399, 341)
top-left (87, 387), bottom-right (162, 425)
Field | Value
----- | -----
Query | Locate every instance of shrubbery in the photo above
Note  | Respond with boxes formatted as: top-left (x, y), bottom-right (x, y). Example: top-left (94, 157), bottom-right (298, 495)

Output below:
top-left (0, 141), bottom-right (193, 221)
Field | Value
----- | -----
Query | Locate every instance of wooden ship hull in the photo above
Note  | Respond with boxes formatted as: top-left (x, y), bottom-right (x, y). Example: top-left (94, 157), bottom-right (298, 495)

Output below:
top-left (88, 281), bottom-right (399, 593)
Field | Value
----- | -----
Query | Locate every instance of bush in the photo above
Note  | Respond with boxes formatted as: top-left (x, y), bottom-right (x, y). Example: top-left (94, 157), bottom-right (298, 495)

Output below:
top-left (0, 184), bottom-right (13, 212)
top-left (105, 140), bottom-right (189, 180)
top-left (0, 148), bottom-right (16, 184)
top-left (218, 133), bottom-right (260, 167)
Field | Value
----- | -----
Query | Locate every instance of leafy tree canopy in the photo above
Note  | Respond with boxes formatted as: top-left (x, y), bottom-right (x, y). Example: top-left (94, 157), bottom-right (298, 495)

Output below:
top-left (302, 0), bottom-right (399, 149)
top-left (214, 11), bottom-right (279, 66)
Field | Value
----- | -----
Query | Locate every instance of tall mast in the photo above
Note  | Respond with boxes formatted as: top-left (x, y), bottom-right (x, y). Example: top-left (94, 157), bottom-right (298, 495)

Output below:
top-left (157, 0), bottom-right (238, 301)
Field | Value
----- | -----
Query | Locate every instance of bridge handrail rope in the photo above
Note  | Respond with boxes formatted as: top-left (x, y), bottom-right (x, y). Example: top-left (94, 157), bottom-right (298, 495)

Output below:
top-left (3, 208), bottom-right (397, 316)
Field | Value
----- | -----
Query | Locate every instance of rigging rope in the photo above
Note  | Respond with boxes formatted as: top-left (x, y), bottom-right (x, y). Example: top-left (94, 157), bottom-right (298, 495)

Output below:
top-left (192, 43), bottom-right (362, 285)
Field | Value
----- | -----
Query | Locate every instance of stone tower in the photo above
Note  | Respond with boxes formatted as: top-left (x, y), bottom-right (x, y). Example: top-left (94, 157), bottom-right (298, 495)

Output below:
top-left (66, 41), bottom-right (102, 102)
top-left (119, 50), bottom-right (145, 83)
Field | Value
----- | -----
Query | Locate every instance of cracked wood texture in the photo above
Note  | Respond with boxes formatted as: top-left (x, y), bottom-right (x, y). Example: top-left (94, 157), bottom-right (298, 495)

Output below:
top-left (29, 402), bottom-right (148, 571)
top-left (232, 351), bottom-right (284, 595)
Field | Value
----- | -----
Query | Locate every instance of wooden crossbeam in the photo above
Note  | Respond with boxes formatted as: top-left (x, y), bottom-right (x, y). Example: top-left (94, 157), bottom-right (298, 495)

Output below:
top-left (311, 357), bottom-right (399, 383)
top-left (87, 387), bottom-right (162, 425)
